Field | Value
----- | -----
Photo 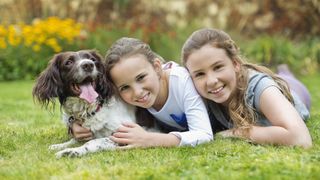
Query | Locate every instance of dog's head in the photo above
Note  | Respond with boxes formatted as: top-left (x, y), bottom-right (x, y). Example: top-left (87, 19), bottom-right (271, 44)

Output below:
top-left (32, 50), bottom-right (113, 109)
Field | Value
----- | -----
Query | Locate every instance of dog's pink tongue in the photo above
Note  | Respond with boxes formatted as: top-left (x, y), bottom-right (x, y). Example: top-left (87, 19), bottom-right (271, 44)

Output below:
top-left (79, 84), bottom-right (98, 104)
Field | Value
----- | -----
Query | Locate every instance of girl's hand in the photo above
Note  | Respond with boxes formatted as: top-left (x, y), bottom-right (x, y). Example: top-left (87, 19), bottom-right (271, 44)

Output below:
top-left (217, 128), bottom-right (250, 141)
top-left (217, 129), bottom-right (235, 138)
top-left (110, 122), bottom-right (152, 149)
top-left (71, 121), bottom-right (93, 141)
top-left (217, 129), bottom-right (245, 139)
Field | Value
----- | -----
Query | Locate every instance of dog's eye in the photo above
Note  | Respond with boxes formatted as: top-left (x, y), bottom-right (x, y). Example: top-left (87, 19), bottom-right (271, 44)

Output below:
top-left (89, 57), bottom-right (97, 62)
top-left (65, 60), bottom-right (73, 66)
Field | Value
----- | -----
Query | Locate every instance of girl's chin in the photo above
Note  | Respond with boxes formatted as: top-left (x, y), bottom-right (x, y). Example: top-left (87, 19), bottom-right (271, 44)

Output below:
top-left (206, 95), bottom-right (229, 105)
top-left (137, 99), bottom-right (154, 109)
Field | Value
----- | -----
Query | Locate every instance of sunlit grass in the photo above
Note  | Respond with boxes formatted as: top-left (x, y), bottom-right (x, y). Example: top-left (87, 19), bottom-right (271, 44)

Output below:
top-left (0, 75), bottom-right (319, 179)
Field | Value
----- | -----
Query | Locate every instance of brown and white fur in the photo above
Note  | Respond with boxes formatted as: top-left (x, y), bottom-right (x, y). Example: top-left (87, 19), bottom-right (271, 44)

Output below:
top-left (33, 50), bottom-right (138, 158)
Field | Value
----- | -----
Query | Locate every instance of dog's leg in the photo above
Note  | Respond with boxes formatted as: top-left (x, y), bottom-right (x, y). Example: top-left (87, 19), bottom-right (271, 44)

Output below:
top-left (55, 137), bottom-right (117, 158)
top-left (49, 138), bottom-right (78, 151)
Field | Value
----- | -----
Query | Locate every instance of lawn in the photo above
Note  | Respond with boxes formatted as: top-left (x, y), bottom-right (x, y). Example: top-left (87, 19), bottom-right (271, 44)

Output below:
top-left (0, 73), bottom-right (319, 180)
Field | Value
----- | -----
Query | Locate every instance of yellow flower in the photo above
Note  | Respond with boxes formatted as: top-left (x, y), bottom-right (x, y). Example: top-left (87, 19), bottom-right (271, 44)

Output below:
top-left (0, 37), bottom-right (7, 49)
top-left (52, 45), bottom-right (62, 52)
top-left (45, 38), bottom-right (62, 52)
top-left (32, 44), bottom-right (41, 52)
top-left (22, 25), bottom-right (34, 46)
top-left (0, 25), bottom-right (7, 37)
top-left (7, 25), bottom-right (21, 46)
top-left (1, 16), bottom-right (84, 51)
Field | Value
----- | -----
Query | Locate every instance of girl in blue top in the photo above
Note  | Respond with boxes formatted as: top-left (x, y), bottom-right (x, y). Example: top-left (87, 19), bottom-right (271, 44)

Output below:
top-left (181, 28), bottom-right (312, 148)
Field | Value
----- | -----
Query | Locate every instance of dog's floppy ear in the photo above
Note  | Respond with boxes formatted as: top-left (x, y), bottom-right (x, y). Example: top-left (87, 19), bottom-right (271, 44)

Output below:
top-left (89, 50), bottom-right (114, 100)
top-left (32, 54), bottom-right (64, 109)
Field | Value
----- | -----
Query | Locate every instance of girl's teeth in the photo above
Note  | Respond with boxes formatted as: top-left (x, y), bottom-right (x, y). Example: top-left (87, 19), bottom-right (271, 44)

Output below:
top-left (210, 86), bottom-right (223, 94)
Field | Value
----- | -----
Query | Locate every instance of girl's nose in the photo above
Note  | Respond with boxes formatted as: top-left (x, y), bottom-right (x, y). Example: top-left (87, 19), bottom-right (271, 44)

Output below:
top-left (132, 84), bottom-right (144, 97)
top-left (206, 74), bottom-right (218, 86)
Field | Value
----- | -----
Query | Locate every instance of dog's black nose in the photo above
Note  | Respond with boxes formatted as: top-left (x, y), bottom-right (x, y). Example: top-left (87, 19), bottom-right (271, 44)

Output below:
top-left (81, 62), bottom-right (94, 72)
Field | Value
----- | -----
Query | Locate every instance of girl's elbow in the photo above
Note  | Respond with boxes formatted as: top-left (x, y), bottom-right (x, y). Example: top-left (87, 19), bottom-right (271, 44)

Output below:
top-left (296, 137), bottom-right (312, 149)
top-left (289, 131), bottom-right (312, 149)
top-left (203, 132), bottom-right (214, 143)
top-left (208, 131), bottom-right (214, 141)
top-left (291, 139), bottom-right (312, 149)
top-left (302, 141), bottom-right (312, 149)
top-left (209, 133), bottom-right (214, 141)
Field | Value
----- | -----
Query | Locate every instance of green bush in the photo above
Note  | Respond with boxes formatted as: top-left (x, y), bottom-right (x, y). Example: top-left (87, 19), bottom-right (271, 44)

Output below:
top-left (241, 36), bottom-right (320, 75)
top-left (0, 17), bottom-right (319, 81)
top-left (0, 17), bottom-right (83, 81)
top-left (84, 27), bottom-right (187, 63)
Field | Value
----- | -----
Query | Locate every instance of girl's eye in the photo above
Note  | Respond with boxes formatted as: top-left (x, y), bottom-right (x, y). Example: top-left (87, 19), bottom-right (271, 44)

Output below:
top-left (137, 74), bottom-right (146, 82)
top-left (119, 85), bottom-right (129, 92)
top-left (194, 72), bottom-right (204, 78)
top-left (213, 65), bottom-right (223, 71)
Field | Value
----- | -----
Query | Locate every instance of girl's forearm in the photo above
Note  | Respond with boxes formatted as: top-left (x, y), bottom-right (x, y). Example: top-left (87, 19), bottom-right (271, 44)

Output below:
top-left (146, 132), bottom-right (181, 147)
top-left (233, 126), bottom-right (312, 148)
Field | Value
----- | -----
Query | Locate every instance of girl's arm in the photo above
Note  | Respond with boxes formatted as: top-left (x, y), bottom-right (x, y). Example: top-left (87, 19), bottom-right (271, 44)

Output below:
top-left (111, 122), bottom-right (180, 148)
top-left (166, 68), bottom-right (213, 146)
top-left (220, 86), bottom-right (312, 148)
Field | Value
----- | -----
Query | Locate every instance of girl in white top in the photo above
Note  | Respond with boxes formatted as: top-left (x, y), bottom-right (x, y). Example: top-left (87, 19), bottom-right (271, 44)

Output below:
top-left (102, 37), bottom-right (212, 148)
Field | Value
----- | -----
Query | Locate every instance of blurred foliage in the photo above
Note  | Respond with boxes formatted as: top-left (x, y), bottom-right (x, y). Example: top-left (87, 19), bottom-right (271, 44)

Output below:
top-left (0, 17), bottom-right (83, 80)
top-left (0, 0), bottom-right (318, 38)
top-left (0, 0), bottom-right (319, 81)
top-left (241, 36), bottom-right (320, 75)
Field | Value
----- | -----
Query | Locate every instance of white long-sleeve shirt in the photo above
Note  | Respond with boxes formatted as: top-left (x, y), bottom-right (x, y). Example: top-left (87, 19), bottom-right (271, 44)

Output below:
top-left (148, 63), bottom-right (213, 146)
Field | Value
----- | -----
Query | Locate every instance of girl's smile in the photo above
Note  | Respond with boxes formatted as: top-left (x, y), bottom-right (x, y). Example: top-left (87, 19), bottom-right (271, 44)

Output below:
top-left (135, 92), bottom-right (150, 104)
top-left (208, 85), bottom-right (224, 94)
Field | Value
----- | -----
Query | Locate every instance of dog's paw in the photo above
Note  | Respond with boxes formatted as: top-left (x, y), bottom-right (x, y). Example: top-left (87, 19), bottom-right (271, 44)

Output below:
top-left (55, 148), bottom-right (84, 158)
top-left (49, 144), bottom-right (66, 151)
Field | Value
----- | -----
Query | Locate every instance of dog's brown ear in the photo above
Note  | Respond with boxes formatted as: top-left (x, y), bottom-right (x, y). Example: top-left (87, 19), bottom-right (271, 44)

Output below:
top-left (32, 54), bottom-right (64, 109)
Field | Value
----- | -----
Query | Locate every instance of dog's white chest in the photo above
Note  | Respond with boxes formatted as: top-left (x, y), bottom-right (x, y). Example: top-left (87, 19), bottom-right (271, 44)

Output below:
top-left (63, 97), bottom-right (136, 138)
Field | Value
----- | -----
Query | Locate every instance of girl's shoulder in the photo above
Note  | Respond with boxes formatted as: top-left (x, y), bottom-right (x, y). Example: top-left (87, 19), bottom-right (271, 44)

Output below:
top-left (247, 70), bottom-right (278, 91)
top-left (246, 70), bottom-right (279, 110)
top-left (163, 61), bottom-right (198, 99)
top-left (162, 61), bottom-right (179, 70)
top-left (163, 61), bottom-right (190, 80)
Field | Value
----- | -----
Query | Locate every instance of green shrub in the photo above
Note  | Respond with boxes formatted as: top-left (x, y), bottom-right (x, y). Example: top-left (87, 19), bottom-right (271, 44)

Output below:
top-left (0, 17), bottom-right (83, 81)
top-left (241, 36), bottom-right (320, 75)
top-left (84, 27), bottom-right (188, 63)
top-left (0, 17), bottom-right (319, 81)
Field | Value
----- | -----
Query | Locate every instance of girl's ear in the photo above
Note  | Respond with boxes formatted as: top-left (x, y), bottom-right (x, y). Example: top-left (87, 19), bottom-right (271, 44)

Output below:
top-left (232, 58), bottom-right (241, 72)
top-left (153, 58), bottom-right (163, 76)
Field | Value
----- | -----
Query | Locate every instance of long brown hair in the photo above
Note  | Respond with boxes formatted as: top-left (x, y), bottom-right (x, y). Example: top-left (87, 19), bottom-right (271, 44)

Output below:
top-left (181, 28), bottom-right (293, 131)
top-left (104, 37), bottom-right (164, 73)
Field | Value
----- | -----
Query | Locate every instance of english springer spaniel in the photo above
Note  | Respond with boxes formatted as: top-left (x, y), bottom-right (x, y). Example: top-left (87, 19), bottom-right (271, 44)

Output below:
top-left (33, 50), bottom-right (145, 158)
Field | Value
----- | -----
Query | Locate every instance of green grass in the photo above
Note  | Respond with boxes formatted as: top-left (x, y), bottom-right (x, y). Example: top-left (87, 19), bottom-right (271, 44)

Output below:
top-left (0, 74), bottom-right (319, 180)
